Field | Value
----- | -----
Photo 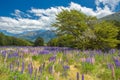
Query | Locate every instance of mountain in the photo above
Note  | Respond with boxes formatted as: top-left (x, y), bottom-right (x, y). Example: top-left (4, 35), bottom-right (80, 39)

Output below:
top-left (0, 30), bottom-right (17, 36)
top-left (100, 11), bottom-right (120, 22)
top-left (16, 30), bottom-right (56, 42)
top-left (0, 29), bottom-right (56, 43)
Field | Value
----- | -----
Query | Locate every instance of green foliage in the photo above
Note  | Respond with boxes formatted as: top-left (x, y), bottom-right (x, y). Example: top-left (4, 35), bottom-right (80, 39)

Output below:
top-left (34, 37), bottom-right (44, 46)
top-left (81, 62), bottom-right (95, 74)
top-left (93, 21), bottom-right (119, 50)
top-left (98, 69), bottom-right (112, 80)
top-left (52, 9), bottom-right (120, 50)
top-left (115, 68), bottom-right (120, 79)
top-left (0, 33), bottom-right (32, 46)
top-left (47, 35), bottom-right (75, 47)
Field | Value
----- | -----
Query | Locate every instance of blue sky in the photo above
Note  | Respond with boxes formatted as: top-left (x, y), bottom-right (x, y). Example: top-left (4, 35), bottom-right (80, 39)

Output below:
top-left (0, 0), bottom-right (120, 33)
top-left (0, 0), bottom-right (97, 16)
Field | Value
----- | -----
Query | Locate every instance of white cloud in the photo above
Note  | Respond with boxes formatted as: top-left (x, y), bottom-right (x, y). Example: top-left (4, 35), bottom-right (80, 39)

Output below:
top-left (95, 0), bottom-right (120, 10)
top-left (0, 1), bottom-right (117, 33)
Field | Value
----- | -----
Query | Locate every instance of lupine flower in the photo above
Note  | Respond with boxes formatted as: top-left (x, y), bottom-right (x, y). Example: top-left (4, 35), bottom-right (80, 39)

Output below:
top-left (8, 52), bottom-right (19, 58)
top-left (63, 65), bottom-right (70, 71)
top-left (4, 52), bottom-right (8, 65)
top-left (86, 57), bottom-right (91, 63)
top-left (113, 57), bottom-right (120, 67)
top-left (28, 62), bottom-right (33, 77)
top-left (10, 63), bottom-right (13, 72)
top-left (49, 56), bottom-right (56, 62)
top-left (82, 74), bottom-right (84, 80)
top-left (21, 62), bottom-right (24, 74)
top-left (107, 63), bottom-right (112, 69)
top-left (39, 50), bottom-right (49, 54)
top-left (80, 57), bottom-right (86, 63)
top-left (1, 50), bottom-right (7, 57)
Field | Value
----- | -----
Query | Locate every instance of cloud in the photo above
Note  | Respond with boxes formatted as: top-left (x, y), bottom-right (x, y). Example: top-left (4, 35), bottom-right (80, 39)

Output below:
top-left (0, 2), bottom-right (116, 33)
top-left (95, 0), bottom-right (120, 10)
top-left (11, 9), bottom-right (32, 18)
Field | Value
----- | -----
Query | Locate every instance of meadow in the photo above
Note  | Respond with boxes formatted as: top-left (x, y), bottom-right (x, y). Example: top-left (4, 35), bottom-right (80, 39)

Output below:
top-left (0, 47), bottom-right (120, 80)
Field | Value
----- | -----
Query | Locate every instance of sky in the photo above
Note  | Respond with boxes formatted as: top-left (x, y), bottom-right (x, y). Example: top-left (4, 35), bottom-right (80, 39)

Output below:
top-left (0, 0), bottom-right (120, 33)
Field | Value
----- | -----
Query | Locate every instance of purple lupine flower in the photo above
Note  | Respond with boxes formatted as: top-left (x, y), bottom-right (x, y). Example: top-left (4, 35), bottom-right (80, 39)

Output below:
top-left (1, 50), bottom-right (7, 57)
top-left (28, 62), bottom-right (33, 77)
top-left (21, 62), bottom-right (24, 74)
top-left (115, 61), bottom-right (120, 67)
top-left (86, 57), bottom-right (91, 63)
top-left (107, 63), bottom-right (112, 69)
top-left (76, 72), bottom-right (79, 80)
top-left (39, 50), bottom-right (49, 54)
top-left (8, 52), bottom-right (19, 58)
top-left (63, 65), bottom-right (70, 71)
top-left (10, 63), bottom-right (13, 72)
top-left (82, 74), bottom-right (84, 80)
top-left (113, 57), bottom-right (120, 67)
top-left (49, 56), bottom-right (56, 62)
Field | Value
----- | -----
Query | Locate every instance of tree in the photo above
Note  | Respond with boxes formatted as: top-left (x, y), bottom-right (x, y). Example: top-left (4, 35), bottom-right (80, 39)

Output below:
top-left (52, 9), bottom-right (119, 50)
top-left (0, 33), bottom-right (6, 46)
top-left (34, 37), bottom-right (44, 46)
top-left (92, 21), bottom-right (119, 50)
top-left (47, 35), bottom-right (75, 47)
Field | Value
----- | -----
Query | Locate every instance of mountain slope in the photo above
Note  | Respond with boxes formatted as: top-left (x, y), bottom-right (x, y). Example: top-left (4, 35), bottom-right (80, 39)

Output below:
top-left (100, 11), bottom-right (120, 22)
top-left (0, 30), bottom-right (56, 43)
top-left (16, 30), bottom-right (56, 42)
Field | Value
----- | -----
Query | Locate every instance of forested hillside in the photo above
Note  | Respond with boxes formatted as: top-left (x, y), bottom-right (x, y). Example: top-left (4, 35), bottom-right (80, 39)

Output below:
top-left (0, 33), bottom-right (32, 46)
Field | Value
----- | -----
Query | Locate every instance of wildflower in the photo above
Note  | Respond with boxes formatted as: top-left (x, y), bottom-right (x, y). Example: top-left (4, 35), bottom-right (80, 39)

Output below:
top-left (49, 56), bottom-right (56, 62)
top-left (107, 63), bottom-right (112, 69)
top-left (39, 50), bottom-right (49, 54)
top-left (80, 57), bottom-right (86, 63)
top-left (21, 62), bottom-right (24, 74)
top-left (82, 74), bottom-right (84, 80)
top-left (10, 63), bottom-right (13, 72)
top-left (63, 65), bottom-right (70, 71)
top-left (28, 62), bottom-right (33, 77)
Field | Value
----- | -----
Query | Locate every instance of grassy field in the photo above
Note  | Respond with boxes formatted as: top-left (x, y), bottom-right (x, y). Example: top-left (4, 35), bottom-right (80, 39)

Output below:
top-left (0, 47), bottom-right (120, 80)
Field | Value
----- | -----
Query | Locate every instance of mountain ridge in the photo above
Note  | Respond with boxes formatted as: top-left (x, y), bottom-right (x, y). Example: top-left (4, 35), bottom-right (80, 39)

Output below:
top-left (100, 11), bottom-right (120, 22)
top-left (0, 29), bottom-right (56, 43)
